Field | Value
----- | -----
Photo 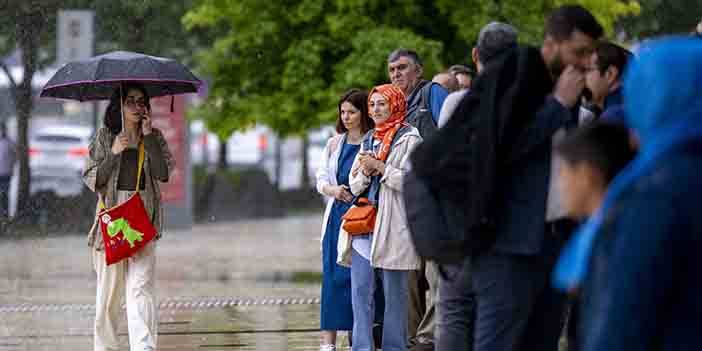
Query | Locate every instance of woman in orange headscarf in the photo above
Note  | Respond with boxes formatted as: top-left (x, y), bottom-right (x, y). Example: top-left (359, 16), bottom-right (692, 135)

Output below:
top-left (337, 84), bottom-right (423, 351)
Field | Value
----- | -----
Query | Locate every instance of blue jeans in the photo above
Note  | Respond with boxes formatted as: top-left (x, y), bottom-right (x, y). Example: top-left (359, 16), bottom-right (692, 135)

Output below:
top-left (351, 249), bottom-right (408, 351)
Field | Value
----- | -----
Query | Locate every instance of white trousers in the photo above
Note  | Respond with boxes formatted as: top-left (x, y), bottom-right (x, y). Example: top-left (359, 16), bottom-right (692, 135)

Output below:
top-left (92, 242), bottom-right (158, 351)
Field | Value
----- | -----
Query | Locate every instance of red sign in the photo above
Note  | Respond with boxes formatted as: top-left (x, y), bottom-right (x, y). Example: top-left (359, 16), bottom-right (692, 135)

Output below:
top-left (150, 96), bottom-right (186, 204)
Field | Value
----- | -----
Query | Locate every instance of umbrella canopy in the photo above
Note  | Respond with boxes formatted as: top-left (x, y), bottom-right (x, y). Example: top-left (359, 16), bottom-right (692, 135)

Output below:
top-left (40, 51), bottom-right (201, 101)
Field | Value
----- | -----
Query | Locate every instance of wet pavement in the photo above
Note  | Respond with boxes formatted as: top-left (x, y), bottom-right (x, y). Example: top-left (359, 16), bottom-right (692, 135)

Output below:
top-left (0, 213), bottom-right (350, 350)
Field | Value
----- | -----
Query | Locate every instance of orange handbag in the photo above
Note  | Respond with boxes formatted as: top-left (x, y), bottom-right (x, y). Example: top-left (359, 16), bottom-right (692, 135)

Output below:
top-left (342, 197), bottom-right (377, 236)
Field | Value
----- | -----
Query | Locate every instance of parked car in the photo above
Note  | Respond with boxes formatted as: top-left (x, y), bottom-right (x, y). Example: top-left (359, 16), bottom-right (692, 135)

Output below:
top-left (29, 125), bottom-right (93, 197)
top-left (190, 120), bottom-right (334, 190)
top-left (190, 120), bottom-right (271, 167)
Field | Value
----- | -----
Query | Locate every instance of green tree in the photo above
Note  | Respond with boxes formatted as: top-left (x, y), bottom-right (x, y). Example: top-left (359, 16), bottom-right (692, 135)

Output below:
top-left (185, 0), bottom-right (640, 187)
top-left (434, 0), bottom-right (640, 45)
top-left (0, 0), bottom-right (205, 220)
top-left (617, 0), bottom-right (702, 39)
top-left (184, 1), bottom-right (448, 185)
top-left (0, 0), bottom-right (62, 216)
top-left (84, 0), bottom-right (206, 64)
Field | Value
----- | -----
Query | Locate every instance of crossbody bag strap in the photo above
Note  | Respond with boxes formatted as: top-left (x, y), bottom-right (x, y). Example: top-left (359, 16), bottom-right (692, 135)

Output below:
top-left (135, 141), bottom-right (145, 192)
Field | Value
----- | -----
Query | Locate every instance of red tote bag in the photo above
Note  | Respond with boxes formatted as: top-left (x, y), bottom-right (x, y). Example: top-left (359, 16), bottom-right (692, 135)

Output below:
top-left (98, 142), bottom-right (157, 265)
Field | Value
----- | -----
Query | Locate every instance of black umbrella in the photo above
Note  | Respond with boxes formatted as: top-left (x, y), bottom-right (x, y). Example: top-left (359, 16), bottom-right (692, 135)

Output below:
top-left (40, 51), bottom-right (201, 101)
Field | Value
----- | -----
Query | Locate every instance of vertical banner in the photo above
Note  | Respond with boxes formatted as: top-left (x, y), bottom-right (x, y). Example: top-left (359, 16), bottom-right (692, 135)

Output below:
top-left (150, 96), bottom-right (186, 205)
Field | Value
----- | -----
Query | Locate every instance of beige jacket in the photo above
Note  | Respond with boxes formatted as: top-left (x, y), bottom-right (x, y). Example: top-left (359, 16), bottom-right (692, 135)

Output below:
top-left (337, 126), bottom-right (422, 270)
top-left (83, 127), bottom-right (174, 250)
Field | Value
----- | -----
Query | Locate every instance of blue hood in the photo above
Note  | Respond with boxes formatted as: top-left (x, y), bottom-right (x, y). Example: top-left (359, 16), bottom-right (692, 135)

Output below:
top-left (624, 37), bottom-right (702, 144)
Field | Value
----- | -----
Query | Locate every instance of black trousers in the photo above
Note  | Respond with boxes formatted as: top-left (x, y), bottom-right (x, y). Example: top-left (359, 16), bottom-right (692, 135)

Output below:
top-left (471, 219), bottom-right (575, 351)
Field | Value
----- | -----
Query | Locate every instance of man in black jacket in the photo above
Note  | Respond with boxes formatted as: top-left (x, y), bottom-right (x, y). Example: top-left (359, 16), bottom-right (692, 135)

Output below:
top-left (434, 21), bottom-right (519, 351)
top-left (469, 6), bottom-right (603, 351)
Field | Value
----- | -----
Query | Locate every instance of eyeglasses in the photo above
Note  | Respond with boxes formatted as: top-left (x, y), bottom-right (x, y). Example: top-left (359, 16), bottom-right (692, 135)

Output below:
top-left (125, 97), bottom-right (146, 108)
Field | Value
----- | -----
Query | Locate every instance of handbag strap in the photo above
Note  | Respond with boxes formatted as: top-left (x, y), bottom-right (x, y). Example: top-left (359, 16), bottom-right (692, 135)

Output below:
top-left (135, 141), bottom-right (145, 192)
top-left (98, 140), bottom-right (145, 209)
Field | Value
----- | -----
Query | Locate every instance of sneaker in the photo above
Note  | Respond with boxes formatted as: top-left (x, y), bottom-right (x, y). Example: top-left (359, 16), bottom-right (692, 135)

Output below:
top-left (320, 344), bottom-right (337, 351)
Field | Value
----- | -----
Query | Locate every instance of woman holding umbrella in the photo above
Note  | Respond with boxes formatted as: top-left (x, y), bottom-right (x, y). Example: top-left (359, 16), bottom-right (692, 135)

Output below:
top-left (41, 51), bottom-right (197, 351)
top-left (83, 82), bottom-right (174, 351)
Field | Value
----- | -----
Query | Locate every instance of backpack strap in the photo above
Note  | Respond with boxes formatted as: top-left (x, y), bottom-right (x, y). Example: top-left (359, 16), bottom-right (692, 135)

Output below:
top-left (419, 82), bottom-right (434, 112)
top-left (405, 80), bottom-right (430, 117)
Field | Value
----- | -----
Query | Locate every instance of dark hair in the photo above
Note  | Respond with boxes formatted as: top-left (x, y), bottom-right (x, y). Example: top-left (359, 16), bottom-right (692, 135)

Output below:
top-left (336, 89), bottom-right (373, 134)
top-left (555, 122), bottom-right (636, 185)
top-left (594, 42), bottom-right (631, 79)
top-left (545, 5), bottom-right (604, 41)
top-left (104, 83), bottom-right (151, 135)
top-left (448, 64), bottom-right (474, 77)
top-left (388, 48), bottom-right (423, 66)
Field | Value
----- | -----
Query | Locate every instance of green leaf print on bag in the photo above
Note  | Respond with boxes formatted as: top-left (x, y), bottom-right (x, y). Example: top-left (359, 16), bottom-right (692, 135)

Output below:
top-left (106, 218), bottom-right (144, 248)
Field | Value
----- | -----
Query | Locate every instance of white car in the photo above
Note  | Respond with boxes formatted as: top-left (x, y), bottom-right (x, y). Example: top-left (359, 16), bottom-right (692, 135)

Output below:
top-left (29, 125), bottom-right (93, 197)
top-left (190, 120), bottom-right (271, 167)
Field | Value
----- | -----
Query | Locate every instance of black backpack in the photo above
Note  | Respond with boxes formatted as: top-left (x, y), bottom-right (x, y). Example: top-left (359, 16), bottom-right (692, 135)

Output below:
top-left (403, 91), bottom-right (494, 264)
top-left (405, 81), bottom-right (438, 139)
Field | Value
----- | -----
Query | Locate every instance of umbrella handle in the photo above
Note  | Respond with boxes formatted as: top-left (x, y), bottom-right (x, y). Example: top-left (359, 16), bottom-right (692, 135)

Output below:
top-left (120, 84), bottom-right (125, 135)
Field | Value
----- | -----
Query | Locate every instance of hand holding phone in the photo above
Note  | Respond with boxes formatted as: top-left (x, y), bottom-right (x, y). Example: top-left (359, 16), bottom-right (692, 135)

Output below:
top-left (141, 110), bottom-right (153, 136)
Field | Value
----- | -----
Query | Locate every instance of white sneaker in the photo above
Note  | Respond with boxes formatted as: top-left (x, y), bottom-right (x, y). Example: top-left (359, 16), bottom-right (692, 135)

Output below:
top-left (320, 345), bottom-right (337, 351)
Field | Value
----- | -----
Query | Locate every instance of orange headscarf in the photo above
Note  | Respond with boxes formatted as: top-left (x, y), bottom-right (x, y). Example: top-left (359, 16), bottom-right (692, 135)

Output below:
top-left (369, 84), bottom-right (407, 140)
top-left (368, 84), bottom-right (407, 161)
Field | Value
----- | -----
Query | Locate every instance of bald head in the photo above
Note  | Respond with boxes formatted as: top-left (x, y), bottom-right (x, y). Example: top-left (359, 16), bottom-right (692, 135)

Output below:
top-left (432, 72), bottom-right (459, 93)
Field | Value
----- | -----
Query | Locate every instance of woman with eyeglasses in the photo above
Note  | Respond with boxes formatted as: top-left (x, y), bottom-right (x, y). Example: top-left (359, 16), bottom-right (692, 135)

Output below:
top-left (83, 82), bottom-right (174, 351)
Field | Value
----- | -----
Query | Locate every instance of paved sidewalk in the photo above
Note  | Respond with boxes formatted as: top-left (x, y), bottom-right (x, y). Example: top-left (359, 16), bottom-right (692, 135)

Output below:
top-left (0, 214), bottom-right (325, 304)
top-left (0, 214), bottom-right (344, 350)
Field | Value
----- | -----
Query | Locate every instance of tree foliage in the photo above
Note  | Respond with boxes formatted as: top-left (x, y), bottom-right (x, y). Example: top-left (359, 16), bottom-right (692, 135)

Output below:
top-left (185, 0), bottom-right (640, 139)
top-left (0, 0), bottom-right (63, 215)
top-left (0, 0), bottom-right (206, 216)
top-left (83, 0), bottom-right (206, 65)
top-left (617, 0), bottom-right (702, 39)
top-left (184, 0), bottom-right (450, 139)
top-left (435, 0), bottom-right (640, 44)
